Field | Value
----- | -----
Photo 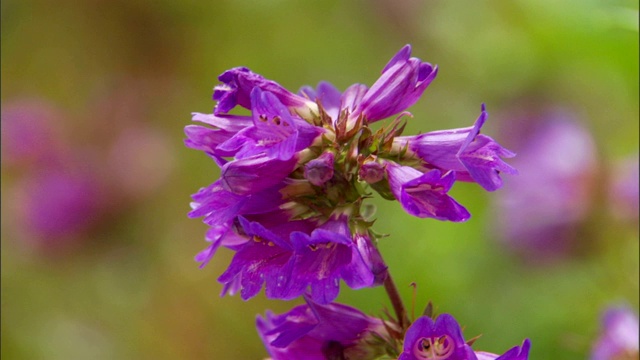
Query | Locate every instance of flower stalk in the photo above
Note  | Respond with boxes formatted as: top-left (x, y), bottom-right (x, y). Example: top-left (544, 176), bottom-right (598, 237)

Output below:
top-left (382, 268), bottom-right (411, 330)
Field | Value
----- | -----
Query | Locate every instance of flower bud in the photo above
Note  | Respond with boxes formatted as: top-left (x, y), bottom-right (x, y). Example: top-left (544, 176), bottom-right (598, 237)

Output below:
top-left (358, 160), bottom-right (385, 184)
top-left (304, 151), bottom-right (335, 186)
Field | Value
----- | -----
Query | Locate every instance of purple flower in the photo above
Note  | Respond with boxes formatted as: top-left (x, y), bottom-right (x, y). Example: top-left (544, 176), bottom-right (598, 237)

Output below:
top-left (399, 314), bottom-right (531, 360)
top-left (385, 161), bottom-right (470, 222)
top-left (188, 179), bottom-right (284, 227)
top-left (591, 306), bottom-right (639, 360)
top-left (1, 99), bottom-right (64, 167)
top-left (257, 300), bottom-right (391, 360)
top-left (218, 211), bottom-right (375, 304)
top-left (213, 66), bottom-right (316, 115)
top-left (352, 44), bottom-right (438, 123)
top-left (288, 213), bottom-right (375, 304)
top-left (220, 154), bottom-right (298, 195)
top-left (393, 105), bottom-right (517, 191)
top-left (353, 229), bottom-right (388, 285)
top-left (299, 81), bottom-right (342, 121)
top-left (218, 87), bottom-right (324, 161)
top-left (398, 314), bottom-right (476, 360)
top-left (475, 340), bottom-right (531, 360)
top-left (184, 113), bottom-right (253, 159)
top-left (215, 211), bottom-right (374, 304)
top-left (189, 181), bottom-right (286, 268)
top-left (12, 167), bottom-right (107, 249)
top-left (217, 212), bottom-right (314, 300)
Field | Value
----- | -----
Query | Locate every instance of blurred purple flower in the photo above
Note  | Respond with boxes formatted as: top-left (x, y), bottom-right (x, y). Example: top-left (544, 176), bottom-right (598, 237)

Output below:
top-left (493, 112), bottom-right (597, 262)
top-left (257, 300), bottom-right (392, 360)
top-left (399, 314), bottom-right (530, 360)
top-left (609, 154), bottom-right (639, 222)
top-left (591, 306), bottom-right (639, 360)
top-left (12, 166), bottom-right (108, 248)
top-left (1, 99), bottom-right (64, 167)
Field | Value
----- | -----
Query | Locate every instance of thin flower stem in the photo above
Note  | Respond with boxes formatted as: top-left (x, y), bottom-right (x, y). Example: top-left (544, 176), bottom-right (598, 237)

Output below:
top-left (383, 270), bottom-right (410, 330)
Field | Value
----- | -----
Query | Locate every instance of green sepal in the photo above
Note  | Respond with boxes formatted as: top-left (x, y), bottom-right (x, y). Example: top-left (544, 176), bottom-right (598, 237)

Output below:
top-left (370, 179), bottom-right (395, 201)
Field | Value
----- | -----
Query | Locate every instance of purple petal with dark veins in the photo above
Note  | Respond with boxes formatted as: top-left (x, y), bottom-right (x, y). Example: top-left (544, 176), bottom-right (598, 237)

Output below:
top-left (386, 162), bottom-right (470, 222)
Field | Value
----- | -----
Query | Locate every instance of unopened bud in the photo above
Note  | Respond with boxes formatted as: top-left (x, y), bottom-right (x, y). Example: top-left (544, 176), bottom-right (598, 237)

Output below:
top-left (359, 161), bottom-right (385, 184)
top-left (304, 151), bottom-right (335, 186)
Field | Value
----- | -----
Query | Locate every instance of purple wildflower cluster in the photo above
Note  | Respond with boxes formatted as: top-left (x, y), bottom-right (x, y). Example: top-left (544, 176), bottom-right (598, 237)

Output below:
top-left (2, 93), bottom-right (174, 253)
top-left (186, 45), bottom-right (528, 359)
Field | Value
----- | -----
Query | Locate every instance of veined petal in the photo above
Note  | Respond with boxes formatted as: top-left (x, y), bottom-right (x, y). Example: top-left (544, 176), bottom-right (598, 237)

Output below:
top-left (300, 81), bottom-right (342, 121)
top-left (184, 113), bottom-right (252, 158)
top-left (457, 105), bottom-right (517, 191)
top-left (218, 215), bottom-right (305, 301)
top-left (341, 83), bottom-right (368, 114)
top-left (289, 230), bottom-right (352, 304)
top-left (354, 45), bottom-right (438, 122)
top-left (221, 155), bottom-right (297, 195)
top-left (213, 67), bottom-right (315, 115)
top-left (194, 224), bottom-right (247, 268)
top-left (394, 105), bottom-right (516, 191)
top-left (386, 162), bottom-right (470, 222)
top-left (257, 301), bottom-right (389, 360)
top-left (218, 87), bottom-right (324, 161)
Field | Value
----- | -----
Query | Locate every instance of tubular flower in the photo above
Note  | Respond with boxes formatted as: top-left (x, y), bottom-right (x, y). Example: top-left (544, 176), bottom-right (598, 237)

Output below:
top-left (257, 300), bottom-right (394, 360)
top-left (399, 314), bottom-right (531, 360)
top-left (185, 44), bottom-right (515, 302)
top-left (492, 113), bottom-right (598, 262)
top-left (213, 66), bottom-right (316, 116)
top-left (385, 161), bottom-right (471, 222)
top-left (352, 44), bottom-right (438, 123)
top-left (392, 104), bottom-right (517, 192)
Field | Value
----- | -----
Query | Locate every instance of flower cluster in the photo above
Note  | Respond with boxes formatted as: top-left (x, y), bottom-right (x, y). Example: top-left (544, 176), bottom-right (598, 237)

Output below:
top-left (186, 45), bottom-right (527, 359)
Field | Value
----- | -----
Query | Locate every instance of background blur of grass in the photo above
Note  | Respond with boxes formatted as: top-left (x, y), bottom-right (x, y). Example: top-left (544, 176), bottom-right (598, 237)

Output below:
top-left (1, 1), bottom-right (637, 359)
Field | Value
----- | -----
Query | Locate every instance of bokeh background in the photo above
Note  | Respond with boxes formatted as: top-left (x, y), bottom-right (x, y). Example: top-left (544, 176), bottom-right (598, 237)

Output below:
top-left (1, 1), bottom-right (638, 359)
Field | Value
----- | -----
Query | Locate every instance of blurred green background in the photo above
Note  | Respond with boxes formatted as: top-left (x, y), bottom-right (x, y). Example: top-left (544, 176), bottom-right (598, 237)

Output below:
top-left (1, 0), bottom-right (638, 359)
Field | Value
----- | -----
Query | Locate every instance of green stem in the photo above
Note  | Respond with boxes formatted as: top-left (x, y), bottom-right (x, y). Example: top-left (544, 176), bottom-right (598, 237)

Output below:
top-left (383, 269), bottom-right (410, 330)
